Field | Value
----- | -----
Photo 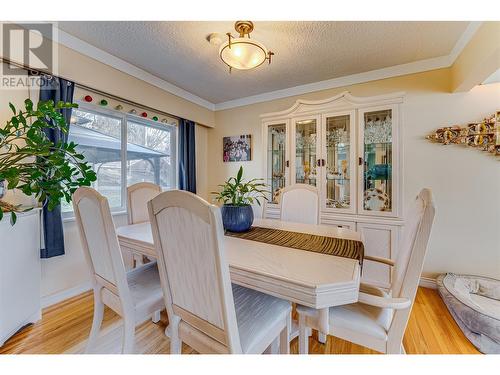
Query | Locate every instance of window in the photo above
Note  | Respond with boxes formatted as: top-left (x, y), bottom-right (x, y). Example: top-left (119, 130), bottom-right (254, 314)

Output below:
top-left (62, 103), bottom-right (178, 216)
top-left (127, 119), bottom-right (176, 191)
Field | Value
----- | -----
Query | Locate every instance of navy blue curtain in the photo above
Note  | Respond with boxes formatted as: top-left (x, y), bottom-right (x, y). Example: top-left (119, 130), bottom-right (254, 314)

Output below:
top-left (178, 118), bottom-right (196, 193)
top-left (39, 75), bottom-right (75, 258)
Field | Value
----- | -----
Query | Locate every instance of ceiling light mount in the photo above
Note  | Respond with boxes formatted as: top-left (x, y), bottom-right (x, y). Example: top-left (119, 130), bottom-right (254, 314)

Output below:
top-left (219, 21), bottom-right (274, 73)
top-left (234, 21), bottom-right (254, 37)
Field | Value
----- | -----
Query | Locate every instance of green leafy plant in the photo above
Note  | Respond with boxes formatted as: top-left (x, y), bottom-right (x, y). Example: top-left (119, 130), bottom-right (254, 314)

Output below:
top-left (0, 98), bottom-right (97, 225)
top-left (212, 166), bottom-right (268, 206)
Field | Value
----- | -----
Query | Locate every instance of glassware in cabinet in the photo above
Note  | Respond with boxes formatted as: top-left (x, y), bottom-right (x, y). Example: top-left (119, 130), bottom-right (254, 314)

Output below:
top-left (267, 123), bottom-right (287, 204)
top-left (324, 114), bottom-right (352, 210)
top-left (361, 108), bottom-right (393, 213)
top-left (294, 118), bottom-right (318, 187)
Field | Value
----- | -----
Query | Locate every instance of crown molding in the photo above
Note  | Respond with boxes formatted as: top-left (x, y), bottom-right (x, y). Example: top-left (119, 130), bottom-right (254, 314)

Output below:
top-left (448, 21), bottom-right (483, 62)
top-left (54, 27), bottom-right (215, 111)
top-left (215, 21), bottom-right (483, 111)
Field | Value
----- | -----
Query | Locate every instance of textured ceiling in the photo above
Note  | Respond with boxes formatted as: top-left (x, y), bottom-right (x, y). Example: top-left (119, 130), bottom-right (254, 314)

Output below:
top-left (58, 21), bottom-right (469, 104)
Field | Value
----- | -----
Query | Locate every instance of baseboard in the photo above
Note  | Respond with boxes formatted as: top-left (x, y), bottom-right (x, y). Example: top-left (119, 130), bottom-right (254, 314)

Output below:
top-left (419, 276), bottom-right (437, 289)
top-left (41, 282), bottom-right (92, 308)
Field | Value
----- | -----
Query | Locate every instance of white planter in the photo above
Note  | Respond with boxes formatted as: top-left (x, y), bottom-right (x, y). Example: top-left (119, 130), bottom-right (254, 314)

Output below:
top-left (0, 209), bottom-right (41, 347)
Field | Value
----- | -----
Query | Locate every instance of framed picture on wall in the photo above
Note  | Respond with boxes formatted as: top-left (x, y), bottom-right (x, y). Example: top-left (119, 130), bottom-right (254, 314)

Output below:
top-left (223, 134), bottom-right (252, 162)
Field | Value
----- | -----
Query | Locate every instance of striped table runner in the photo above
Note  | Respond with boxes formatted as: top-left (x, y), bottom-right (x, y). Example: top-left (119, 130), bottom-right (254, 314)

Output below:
top-left (225, 226), bottom-right (364, 265)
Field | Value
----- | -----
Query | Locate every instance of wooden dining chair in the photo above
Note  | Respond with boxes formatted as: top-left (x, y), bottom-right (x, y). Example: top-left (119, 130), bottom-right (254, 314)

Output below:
top-left (127, 182), bottom-right (161, 262)
top-left (126, 182), bottom-right (162, 323)
top-left (148, 190), bottom-right (292, 354)
top-left (127, 182), bottom-right (161, 267)
top-left (127, 182), bottom-right (161, 225)
top-left (73, 187), bottom-right (165, 354)
top-left (279, 183), bottom-right (323, 341)
top-left (296, 188), bottom-right (436, 354)
top-left (280, 184), bottom-right (319, 225)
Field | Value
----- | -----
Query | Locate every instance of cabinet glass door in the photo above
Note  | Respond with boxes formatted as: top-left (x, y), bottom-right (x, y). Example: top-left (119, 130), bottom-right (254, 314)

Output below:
top-left (267, 123), bottom-right (287, 204)
top-left (361, 109), bottom-right (393, 213)
top-left (324, 114), bottom-right (353, 210)
top-left (294, 118), bottom-right (318, 187)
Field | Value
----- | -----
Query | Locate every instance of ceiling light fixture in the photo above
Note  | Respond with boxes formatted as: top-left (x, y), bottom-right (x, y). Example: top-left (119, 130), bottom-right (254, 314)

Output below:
top-left (219, 21), bottom-right (274, 73)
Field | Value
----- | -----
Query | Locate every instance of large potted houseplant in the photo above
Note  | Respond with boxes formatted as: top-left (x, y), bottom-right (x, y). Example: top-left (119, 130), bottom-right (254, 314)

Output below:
top-left (212, 166), bottom-right (268, 232)
top-left (0, 99), bottom-right (96, 224)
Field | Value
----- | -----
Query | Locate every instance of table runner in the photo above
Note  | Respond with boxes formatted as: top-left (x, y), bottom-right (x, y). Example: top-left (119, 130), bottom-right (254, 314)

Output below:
top-left (225, 226), bottom-right (364, 265)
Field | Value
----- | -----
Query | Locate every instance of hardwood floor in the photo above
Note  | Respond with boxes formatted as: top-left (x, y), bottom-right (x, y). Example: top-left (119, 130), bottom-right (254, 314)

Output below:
top-left (0, 287), bottom-right (479, 354)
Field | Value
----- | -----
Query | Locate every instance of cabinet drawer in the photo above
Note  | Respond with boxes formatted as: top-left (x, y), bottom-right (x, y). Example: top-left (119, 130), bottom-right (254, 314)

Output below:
top-left (357, 223), bottom-right (399, 289)
top-left (321, 219), bottom-right (356, 230)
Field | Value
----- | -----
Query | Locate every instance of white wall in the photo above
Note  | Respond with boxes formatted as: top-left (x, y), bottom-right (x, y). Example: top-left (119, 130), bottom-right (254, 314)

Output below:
top-left (402, 84), bottom-right (500, 279)
top-left (209, 69), bottom-right (500, 280)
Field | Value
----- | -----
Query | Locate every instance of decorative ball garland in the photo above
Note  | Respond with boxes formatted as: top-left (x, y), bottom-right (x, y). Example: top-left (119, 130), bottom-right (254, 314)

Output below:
top-left (82, 95), bottom-right (168, 123)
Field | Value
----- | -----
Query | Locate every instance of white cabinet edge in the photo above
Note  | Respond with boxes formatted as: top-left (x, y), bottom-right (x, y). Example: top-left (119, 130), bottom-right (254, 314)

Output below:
top-left (0, 208), bottom-right (42, 347)
top-left (0, 208), bottom-right (42, 227)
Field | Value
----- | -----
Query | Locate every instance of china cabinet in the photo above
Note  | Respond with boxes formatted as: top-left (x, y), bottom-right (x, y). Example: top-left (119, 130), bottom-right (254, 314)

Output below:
top-left (261, 91), bottom-right (405, 288)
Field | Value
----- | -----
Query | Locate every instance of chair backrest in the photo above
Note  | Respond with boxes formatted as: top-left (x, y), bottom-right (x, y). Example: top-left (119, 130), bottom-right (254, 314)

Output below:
top-left (392, 189), bottom-right (435, 297)
top-left (387, 188), bottom-right (435, 346)
top-left (280, 184), bottom-right (319, 224)
top-left (148, 190), bottom-right (241, 353)
top-left (73, 187), bottom-right (132, 305)
top-left (127, 182), bottom-right (161, 224)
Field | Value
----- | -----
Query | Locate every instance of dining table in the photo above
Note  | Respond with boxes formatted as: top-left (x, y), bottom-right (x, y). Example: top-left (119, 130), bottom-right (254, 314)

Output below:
top-left (116, 218), bottom-right (363, 339)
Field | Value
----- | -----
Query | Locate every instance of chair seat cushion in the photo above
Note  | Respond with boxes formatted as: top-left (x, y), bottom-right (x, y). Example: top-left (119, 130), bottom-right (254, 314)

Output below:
top-left (232, 284), bottom-right (291, 353)
top-left (297, 286), bottom-right (393, 341)
top-left (328, 302), bottom-right (392, 340)
top-left (126, 262), bottom-right (163, 310)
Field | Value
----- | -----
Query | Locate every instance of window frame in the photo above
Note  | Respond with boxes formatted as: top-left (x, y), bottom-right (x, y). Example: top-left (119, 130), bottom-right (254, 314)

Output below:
top-left (62, 101), bottom-right (178, 220)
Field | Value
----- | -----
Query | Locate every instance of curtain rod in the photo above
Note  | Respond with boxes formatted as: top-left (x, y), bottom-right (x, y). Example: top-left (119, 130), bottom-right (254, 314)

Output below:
top-left (0, 57), bottom-right (181, 121)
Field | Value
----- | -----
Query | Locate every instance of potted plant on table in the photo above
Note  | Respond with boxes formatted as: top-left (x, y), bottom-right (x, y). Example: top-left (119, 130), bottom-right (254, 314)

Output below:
top-left (0, 99), bottom-right (97, 224)
top-left (212, 166), bottom-right (268, 232)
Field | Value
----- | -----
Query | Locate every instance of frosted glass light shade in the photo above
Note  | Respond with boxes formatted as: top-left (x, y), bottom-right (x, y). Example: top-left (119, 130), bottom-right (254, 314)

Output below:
top-left (219, 38), bottom-right (268, 70)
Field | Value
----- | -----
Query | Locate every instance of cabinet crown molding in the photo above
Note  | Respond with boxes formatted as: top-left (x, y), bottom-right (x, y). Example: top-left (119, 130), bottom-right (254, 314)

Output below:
top-left (260, 91), bottom-right (405, 119)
